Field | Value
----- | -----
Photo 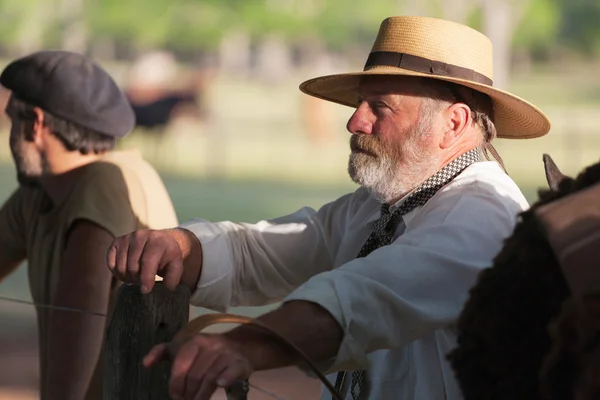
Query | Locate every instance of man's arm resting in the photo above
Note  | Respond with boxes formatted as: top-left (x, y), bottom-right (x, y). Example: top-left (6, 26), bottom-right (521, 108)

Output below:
top-left (224, 300), bottom-right (344, 371)
top-left (44, 220), bottom-right (115, 400)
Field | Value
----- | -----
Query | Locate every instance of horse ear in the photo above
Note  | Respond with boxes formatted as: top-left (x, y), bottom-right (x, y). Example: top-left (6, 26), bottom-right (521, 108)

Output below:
top-left (543, 154), bottom-right (569, 191)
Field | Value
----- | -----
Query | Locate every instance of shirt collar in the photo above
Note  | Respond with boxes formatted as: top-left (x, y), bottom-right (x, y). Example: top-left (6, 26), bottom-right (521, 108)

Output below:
top-left (364, 193), bottom-right (415, 225)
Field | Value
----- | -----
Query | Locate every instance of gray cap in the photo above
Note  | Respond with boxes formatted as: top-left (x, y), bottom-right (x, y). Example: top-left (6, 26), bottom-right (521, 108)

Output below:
top-left (0, 50), bottom-right (135, 138)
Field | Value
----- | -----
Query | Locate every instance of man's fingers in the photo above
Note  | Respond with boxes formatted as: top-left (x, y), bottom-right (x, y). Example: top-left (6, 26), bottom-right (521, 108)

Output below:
top-left (143, 343), bottom-right (169, 368)
top-left (125, 232), bottom-right (148, 284)
top-left (169, 340), bottom-right (201, 399)
top-left (193, 380), bottom-right (218, 400)
top-left (114, 235), bottom-right (131, 282)
top-left (107, 229), bottom-right (184, 293)
top-left (183, 343), bottom-right (221, 400)
top-left (215, 358), bottom-right (252, 389)
top-left (195, 354), bottom-right (238, 400)
top-left (139, 239), bottom-right (169, 294)
top-left (162, 257), bottom-right (184, 291)
top-left (106, 244), bottom-right (117, 272)
top-left (189, 353), bottom-right (250, 400)
top-left (144, 334), bottom-right (253, 400)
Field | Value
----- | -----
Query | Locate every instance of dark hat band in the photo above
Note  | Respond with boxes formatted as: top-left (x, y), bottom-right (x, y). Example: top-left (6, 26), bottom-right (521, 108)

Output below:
top-left (364, 51), bottom-right (493, 86)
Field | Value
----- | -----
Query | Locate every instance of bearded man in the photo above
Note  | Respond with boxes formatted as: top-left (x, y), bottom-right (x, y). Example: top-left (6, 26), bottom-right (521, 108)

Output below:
top-left (107, 16), bottom-right (551, 400)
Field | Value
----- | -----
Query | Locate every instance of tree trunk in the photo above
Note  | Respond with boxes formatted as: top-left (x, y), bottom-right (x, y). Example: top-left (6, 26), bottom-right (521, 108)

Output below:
top-left (482, 0), bottom-right (530, 89)
top-left (219, 30), bottom-right (252, 78)
top-left (482, 0), bottom-right (512, 89)
top-left (254, 34), bottom-right (293, 84)
top-left (16, 2), bottom-right (51, 54)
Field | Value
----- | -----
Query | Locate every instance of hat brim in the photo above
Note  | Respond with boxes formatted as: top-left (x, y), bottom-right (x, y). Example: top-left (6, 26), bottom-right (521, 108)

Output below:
top-left (299, 67), bottom-right (551, 139)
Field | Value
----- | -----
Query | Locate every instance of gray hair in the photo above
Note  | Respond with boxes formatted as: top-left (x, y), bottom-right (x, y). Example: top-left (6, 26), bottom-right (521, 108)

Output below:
top-left (417, 78), bottom-right (497, 144)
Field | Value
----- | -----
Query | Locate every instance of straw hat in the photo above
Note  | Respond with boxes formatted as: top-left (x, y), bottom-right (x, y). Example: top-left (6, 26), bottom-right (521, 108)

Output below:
top-left (299, 16), bottom-right (550, 139)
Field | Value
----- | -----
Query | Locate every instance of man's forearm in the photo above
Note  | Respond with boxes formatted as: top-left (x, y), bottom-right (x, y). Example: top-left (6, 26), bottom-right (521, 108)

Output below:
top-left (45, 305), bottom-right (107, 400)
top-left (224, 300), bottom-right (344, 371)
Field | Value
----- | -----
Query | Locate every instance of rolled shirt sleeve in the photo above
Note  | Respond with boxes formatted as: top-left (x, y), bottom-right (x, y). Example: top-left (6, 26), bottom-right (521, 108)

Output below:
top-left (179, 191), bottom-right (360, 311)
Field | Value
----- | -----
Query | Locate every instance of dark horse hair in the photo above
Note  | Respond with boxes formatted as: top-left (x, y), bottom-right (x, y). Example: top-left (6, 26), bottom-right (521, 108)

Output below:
top-left (540, 295), bottom-right (600, 400)
top-left (447, 159), bottom-right (600, 400)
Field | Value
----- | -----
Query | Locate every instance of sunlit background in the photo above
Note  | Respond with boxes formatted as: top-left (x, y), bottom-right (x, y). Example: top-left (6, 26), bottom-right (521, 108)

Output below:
top-left (1, 0), bottom-right (600, 398)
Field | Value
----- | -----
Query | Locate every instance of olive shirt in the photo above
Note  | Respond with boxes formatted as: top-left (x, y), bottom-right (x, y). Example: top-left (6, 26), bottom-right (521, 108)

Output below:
top-left (0, 149), bottom-right (178, 399)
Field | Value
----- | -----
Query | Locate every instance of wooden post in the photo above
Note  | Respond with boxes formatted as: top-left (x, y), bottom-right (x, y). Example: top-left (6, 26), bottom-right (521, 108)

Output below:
top-left (103, 282), bottom-right (191, 400)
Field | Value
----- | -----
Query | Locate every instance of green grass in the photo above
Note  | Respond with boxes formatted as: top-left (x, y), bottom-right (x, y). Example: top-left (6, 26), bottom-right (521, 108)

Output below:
top-left (162, 172), bottom-right (356, 223)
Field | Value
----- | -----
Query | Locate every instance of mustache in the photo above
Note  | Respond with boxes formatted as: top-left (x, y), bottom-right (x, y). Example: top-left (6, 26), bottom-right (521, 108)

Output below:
top-left (350, 135), bottom-right (381, 155)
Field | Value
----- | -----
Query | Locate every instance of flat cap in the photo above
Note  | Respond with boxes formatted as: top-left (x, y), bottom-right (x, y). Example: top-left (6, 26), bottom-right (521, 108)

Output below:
top-left (0, 50), bottom-right (135, 138)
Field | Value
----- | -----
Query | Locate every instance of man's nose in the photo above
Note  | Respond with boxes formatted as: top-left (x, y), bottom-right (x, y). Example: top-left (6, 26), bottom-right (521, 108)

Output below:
top-left (346, 102), bottom-right (374, 135)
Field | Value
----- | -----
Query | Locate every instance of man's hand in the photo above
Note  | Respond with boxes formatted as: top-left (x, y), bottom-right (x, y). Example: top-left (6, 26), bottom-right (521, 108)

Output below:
top-left (144, 334), bottom-right (253, 400)
top-left (142, 301), bottom-right (344, 399)
top-left (106, 228), bottom-right (203, 294)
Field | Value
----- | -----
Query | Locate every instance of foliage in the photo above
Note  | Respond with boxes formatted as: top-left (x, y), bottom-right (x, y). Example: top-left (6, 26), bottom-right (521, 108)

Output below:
top-left (555, 0), bottom-right (600, 56)
top-left (513, 0), bottom-right (561, 57)
top-left (0, 0), bottom-right (600, 61)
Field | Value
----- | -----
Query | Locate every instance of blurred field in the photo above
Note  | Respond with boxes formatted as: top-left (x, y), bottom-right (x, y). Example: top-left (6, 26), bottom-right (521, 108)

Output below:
top-left (111, 64), bottom-right (600, 188)
top-left (0, 67), bottom-right (600, 398)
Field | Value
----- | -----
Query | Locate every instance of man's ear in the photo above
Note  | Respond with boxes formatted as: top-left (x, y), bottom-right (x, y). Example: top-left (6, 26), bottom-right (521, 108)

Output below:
top-left (31, 107), bottom-right (46, 146)
top-left (439, 103), bottom-right (470, 149)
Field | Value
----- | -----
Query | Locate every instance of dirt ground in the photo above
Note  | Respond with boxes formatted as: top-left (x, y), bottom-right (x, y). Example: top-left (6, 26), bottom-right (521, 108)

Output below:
top-left (0, 369), bottom-right (321, 400)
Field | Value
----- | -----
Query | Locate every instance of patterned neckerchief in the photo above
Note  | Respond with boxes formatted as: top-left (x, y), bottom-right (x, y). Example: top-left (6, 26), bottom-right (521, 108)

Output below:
top-left (357, 147), bottom-right (482, 258)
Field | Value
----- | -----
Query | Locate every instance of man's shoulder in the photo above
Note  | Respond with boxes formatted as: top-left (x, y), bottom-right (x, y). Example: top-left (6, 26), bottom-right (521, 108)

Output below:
top-left (4, 185), bottom-right (46, 210)
top-left (11, 184), bottom-right (44, 198)
top-left (313, 186), bottom-right (381, 227)
top-left (78, 150), bottom-right (166, 193)
top-left (7, 185), bottom-right (46, 205)
top-left (73, 150), bottom-right (177, 228)
top-left (327, 186), bottom-right (377, 212)
top-left (89, 149), bottom-right (154, 177)
top-left (80, 158), bottom-right (129, 180)
top-left (412, 161), bottom-right (529, 226)
top-left (445, 161), bottom-right (528, 207)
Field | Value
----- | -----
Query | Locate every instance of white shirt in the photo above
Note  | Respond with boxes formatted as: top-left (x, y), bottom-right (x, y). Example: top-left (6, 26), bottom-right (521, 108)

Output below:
top-left (180, 161), bottom-right (529, 400)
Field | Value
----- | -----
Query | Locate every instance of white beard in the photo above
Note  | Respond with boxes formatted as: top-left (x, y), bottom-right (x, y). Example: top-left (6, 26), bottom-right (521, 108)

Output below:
top-left (348, 151), bottom-right (411, 203)
top-left (347, 118), bottom-right (438, 203)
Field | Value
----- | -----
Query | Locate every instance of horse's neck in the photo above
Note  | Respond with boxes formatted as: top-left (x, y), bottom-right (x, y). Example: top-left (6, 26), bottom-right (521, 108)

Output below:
top-left (535, 182), bottom-right (600, 296)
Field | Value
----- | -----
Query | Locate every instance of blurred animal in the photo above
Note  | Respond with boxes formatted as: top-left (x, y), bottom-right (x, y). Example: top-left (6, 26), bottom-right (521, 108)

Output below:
top-left (125, 51), bottom-right (208, 131)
